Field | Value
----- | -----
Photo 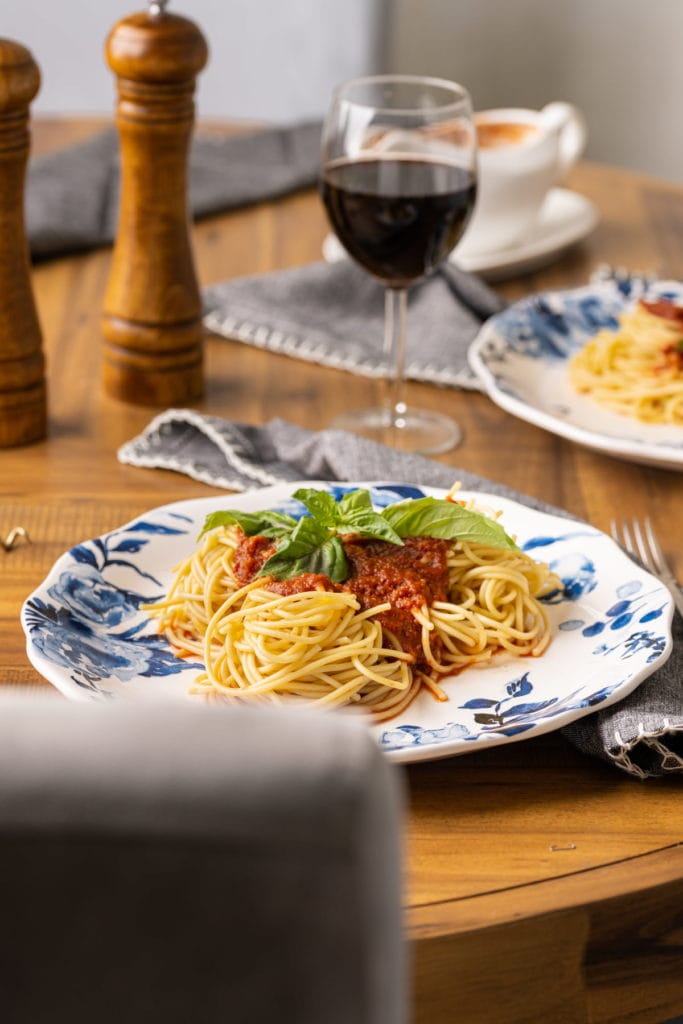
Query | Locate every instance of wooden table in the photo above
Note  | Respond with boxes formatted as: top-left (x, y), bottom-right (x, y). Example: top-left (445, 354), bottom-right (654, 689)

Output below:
top-left (2, 120), bottom-right (683, 1024)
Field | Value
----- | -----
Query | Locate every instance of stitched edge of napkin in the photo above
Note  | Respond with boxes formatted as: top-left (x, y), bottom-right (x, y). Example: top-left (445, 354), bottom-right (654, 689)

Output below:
top-left (609, 720), bottom-right (683, 779)
top-left (117, 409), bottom-right (286, 491)
top-left (202, 308), bottom-right (482, 390)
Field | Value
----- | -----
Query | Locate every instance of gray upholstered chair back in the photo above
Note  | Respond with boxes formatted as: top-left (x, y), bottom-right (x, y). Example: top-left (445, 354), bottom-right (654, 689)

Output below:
top-left (0, 697), bottom-right (406, 1024)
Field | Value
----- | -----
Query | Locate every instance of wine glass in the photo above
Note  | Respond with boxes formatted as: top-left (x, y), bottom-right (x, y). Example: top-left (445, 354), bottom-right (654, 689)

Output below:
top-left (320, 74), bottom-right (477, 454)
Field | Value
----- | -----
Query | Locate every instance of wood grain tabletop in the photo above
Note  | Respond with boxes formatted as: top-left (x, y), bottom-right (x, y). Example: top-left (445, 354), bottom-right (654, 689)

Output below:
top-left (1, 119), bottom-right (682, 1024)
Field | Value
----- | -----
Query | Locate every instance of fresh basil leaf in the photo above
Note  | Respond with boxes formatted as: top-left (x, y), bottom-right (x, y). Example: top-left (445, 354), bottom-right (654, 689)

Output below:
top-left (198, 509), bottom-right (297, 540)
top-left (676, 338), bottom-right (683, 353)
top-left (337, 508), bottom-right (403, 545)
top-left (260, 536), bottom-right (348, 583)
top-left (381, 497), bottom-right (517, 550)
top-left (337, 489), bottom-right (374, 515)
top-left (290, 486), bottom-right (403, 544)
top-left (258, 516), bottom-right (349, 582)
top-left (292, 488), bottom-right (340, 526)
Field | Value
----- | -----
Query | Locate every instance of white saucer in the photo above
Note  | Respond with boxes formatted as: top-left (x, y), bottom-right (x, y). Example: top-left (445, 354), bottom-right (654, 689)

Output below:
top-left (322, 188), bottom-right (599, 283)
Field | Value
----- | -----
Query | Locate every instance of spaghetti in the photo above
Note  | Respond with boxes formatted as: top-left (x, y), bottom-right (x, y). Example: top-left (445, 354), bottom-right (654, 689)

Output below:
top-left (568, 297), bottom-right (683, 424)
top-left (145, 488), bottom-right (561, 721)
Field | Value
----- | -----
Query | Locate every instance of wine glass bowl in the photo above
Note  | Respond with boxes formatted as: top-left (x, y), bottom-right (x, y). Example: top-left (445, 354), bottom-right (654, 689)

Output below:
top-left (320, 75), bottom-right (477, 454)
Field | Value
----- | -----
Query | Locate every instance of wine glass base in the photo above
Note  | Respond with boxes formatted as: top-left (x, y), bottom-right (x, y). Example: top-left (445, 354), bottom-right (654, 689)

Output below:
top-left (329, 406), bottom-right (462, 456)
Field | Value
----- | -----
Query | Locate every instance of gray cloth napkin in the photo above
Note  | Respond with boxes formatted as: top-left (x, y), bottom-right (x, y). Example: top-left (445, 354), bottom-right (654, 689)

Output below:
top-left (203, 261), bottom-right (504, 390)
top-left (27, 122), bottom-right (322, 259)
top-left (118, 412), bottom-right (683, 779)
top-left (27, 121), bottom-right (502, 387)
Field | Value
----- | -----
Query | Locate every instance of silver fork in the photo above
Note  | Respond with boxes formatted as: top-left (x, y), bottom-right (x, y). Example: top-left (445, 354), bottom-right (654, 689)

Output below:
top-left (611, 517), bottom-right (683, 618)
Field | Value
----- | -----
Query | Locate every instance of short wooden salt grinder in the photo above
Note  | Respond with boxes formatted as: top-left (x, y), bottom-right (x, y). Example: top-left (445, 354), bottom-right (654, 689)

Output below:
top-left (0, 39), bottom-right (46, 447)
top-left (102, 0), bottom-right (208, 405)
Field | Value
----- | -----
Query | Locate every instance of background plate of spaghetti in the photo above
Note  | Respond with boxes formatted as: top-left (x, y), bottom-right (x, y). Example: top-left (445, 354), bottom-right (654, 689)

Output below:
top-left (469, 277), bottom-right (683, 470)
top-left (22, 482), bottom-right (674, 764)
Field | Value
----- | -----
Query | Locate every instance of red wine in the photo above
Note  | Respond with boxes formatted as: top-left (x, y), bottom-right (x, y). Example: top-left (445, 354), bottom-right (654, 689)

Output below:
top-left (321, 157), bottom-right (476, 287)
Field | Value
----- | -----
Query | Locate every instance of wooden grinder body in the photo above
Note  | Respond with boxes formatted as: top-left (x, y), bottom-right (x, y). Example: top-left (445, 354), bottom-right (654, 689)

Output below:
top-left (102, 10), bottom-right (208, 406)
top-left (0, 39), bottom-right (46, 447)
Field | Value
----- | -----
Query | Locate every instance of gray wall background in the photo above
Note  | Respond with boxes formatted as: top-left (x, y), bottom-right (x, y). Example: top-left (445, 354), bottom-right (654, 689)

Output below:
top-left (2, 0), bottom-right (681, 181)
top-left (1, 0), bottom-right (389, 124)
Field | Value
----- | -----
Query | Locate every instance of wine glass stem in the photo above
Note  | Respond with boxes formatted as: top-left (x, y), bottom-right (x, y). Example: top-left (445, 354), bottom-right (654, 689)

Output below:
top-left (384, 287), bottom-right (408, 429)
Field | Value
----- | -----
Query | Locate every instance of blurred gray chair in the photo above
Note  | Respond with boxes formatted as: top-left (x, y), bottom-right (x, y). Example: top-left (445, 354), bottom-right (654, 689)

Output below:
top-left (0, 696), bottom-right (406, 1024)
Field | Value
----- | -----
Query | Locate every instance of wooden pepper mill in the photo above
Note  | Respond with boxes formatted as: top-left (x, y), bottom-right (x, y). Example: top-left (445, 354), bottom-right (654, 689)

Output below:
top-left (0, 39), bottom-right (46, 447)
top-left (102, 0), bottom-right (208, 406)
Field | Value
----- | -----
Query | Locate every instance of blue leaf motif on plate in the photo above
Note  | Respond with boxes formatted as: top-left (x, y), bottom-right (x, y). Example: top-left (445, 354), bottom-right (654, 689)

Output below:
top-left (69, 544), bottom-right (99, 567)
top-left (381, 662), bottom-right (630, 749)
top-left (373, 484), bottom-right (427, 502)
top-left (111, 539), bottom-right (149, 554)
top-left (48, 566), bottom-right (146, 627)
top-left (123, 521), bottom-right (188, 535)
top-left (593, 630), bottom-right (667, 663)
top-left (24, 512), bottom-right (199, 693)
top-left (495, 723), bottom-right (536, 737)
top-left (489, 285), bottom-right (629, 363)
top-left (549, 552), bottom-right (598, 602)
top-left (460, 697), bottom-right (498, 709)
top-left (25, 596), bottom-right (199, 687)
top-left (507, 671), bottom-right (533, 697)
top-left (580, 586), bottom-right (667, 641)
top-left (640, 606), bottom-right (665, 623)
top-left (380, 721), bottom-right (470, 750)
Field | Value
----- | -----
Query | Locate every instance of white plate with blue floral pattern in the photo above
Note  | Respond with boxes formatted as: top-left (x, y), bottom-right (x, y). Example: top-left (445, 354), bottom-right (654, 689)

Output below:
top-left (469, 276), bottom-right (683, 470)
top-left (22, 482), bottom-right (674, 764)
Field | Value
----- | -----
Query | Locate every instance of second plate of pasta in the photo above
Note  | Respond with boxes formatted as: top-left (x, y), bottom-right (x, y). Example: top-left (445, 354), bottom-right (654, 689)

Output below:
top-left (469, 276), bottom-right (683, 469)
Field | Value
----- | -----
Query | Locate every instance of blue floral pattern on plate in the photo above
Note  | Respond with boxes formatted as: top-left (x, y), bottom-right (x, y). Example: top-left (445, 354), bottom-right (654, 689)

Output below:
top-left (23, 512), bottom-right (202, 695)
top-left (468, 275), bottom-right (683, 471)
top-left (21, 483), bottom-right (674, 765)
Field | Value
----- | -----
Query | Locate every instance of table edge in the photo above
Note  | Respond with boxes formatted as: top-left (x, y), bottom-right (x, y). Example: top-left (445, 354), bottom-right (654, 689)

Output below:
top-left (406, 842), bottom-right (683, 938)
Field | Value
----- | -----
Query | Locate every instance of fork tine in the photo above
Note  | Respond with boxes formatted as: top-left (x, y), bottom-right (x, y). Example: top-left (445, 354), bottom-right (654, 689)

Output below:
top-left (610, 518), bottom-right (630, 553)
top-left (631, 518), bottom-right (651, 571)
top-left (643, 516), bottom-right (667, 575)
top-left (612, 515), bottom-right (683, 619)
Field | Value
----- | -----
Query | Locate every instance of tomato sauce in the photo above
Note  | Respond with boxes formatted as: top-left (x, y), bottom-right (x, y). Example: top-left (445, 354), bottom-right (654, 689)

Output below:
top-left (342, 537), bottom-right (449, 661)
top-left (640, 297), bottom-right (683, 324)
top-left (267, 573), bottom-right (337, 596)
top-left (232, 530), bottom-right (450, 665)
top-left (659, 344), bottom-right (683, 373)
top-left (233, 534), bottom-right (274, 585)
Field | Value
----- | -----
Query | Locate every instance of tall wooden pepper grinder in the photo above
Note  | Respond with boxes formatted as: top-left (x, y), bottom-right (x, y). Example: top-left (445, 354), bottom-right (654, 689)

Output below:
top-left (0, 39), bottom-right (46, 447)
top-left (102, 0), bottom-right (208, 405)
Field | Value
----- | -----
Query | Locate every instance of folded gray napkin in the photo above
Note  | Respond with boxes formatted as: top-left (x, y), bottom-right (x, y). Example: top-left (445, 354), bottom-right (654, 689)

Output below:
top-left (203, 261), bottom-right (504, 390)
top-left (27, 122), bottom-right (322, 259)
top-left (118, 412), bottom-right (683, 779)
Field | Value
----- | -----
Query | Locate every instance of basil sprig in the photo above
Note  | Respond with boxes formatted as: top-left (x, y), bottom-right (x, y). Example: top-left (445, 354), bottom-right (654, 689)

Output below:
top-left (198, 487), bottom-right (517, 582)
top-left (382, 496), bottom-right (516, 549)
top-left (254, 514), bottom-right (349, 583)
top-left (199, 509), bottom-right (297, 540)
